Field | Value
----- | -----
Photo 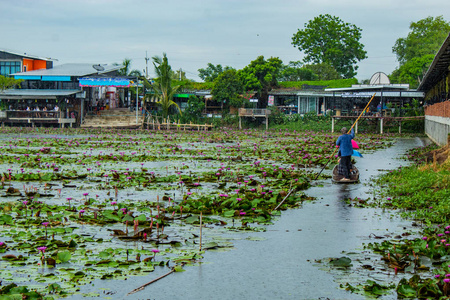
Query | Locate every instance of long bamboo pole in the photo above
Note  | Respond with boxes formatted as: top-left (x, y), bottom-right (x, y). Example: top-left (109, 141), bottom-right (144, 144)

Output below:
top-left (314, 93), bottom-right (376, 180)
top-left (127, 268), bottom-right (175, 295)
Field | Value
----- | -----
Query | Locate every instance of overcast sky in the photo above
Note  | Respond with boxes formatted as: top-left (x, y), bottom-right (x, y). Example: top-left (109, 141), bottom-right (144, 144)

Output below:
top-left (1, 0), bottom-right (450, 82)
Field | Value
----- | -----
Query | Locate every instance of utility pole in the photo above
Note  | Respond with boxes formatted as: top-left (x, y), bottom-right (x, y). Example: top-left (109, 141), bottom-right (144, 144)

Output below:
top-left (179, 68), bottom-right (182, 81)
top-left (145, 51), bottom-right (149, 78)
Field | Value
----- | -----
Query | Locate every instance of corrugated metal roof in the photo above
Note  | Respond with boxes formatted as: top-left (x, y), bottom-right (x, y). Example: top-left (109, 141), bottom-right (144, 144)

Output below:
top-left (418, 33), bottom-right (450, 92)
top-left (0, 89), bottom-right (82, 99)
top-left (0, 48), bottom-right (57, 61)
top-left (325, 85), bottom-right (410, 92)
top-left (11, 63), bottom-right (121, 77)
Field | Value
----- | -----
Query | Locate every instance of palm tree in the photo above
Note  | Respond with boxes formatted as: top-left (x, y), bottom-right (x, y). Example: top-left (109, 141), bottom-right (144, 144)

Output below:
top-left (151, 53), bottom-right (182, 118)
top-left (116, 58), bottom-right (132, 76)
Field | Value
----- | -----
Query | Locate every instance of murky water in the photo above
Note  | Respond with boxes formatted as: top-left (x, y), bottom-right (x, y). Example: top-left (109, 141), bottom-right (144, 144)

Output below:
top-left (62, 137), bottom-right (431, 300)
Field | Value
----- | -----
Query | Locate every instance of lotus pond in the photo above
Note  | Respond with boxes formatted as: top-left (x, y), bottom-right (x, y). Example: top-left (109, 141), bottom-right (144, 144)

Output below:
top-left (0, 127), bottom-right (428, 299)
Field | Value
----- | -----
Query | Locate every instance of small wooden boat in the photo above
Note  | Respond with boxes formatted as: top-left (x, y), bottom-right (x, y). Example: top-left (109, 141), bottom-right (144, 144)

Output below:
top-left (332, 164), bottom-right (359, 183)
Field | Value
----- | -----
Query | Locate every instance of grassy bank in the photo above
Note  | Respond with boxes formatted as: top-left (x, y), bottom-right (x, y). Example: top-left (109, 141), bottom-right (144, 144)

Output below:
top-left (354, 143), bottom-right (450, 298)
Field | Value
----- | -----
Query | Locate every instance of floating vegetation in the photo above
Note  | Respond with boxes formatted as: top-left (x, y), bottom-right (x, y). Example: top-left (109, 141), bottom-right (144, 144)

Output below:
top-left (0, 127), bottom-right (394, 298)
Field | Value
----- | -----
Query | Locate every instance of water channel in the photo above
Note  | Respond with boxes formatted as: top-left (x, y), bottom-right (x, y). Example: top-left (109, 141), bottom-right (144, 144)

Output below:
top-left (63, 137), bottom-right (430, 300)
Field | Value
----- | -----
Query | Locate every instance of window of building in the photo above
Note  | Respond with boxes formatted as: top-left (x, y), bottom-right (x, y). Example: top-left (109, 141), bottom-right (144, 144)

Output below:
top-left (0, 61), bottom-right (22, 76)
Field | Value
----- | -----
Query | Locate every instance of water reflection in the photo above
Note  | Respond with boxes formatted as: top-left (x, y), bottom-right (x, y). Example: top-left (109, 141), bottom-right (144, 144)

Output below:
top-left (69, 138), bottom-right (431, 299)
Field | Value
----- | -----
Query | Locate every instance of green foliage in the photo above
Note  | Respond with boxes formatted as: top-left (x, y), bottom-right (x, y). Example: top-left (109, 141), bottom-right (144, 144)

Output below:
top-left (278, 78), bottom-right (357, 89)
top-left (375, 162), bottom-right (450, 223)
top-left (271, 112), bottom-right (332, 132)
top-left (115, 58), bottom-right (141, 77)
top-left (268, 106), bottom-right (285, 125)
top-left (0, 75), bottom-right (23, 91)
top-left (116, 58), bottom-right (132, 76)
top-left (172, 69), bottom-right (187, 81)
top-left (390, 55), bottom-right (435, 88)
top-left (392, 16), bottom-right (450, 65)
top-left (198, 63), bottom-right (234, 82)
top-left (291, 14), bottom-right (367, 78)
top-left (150, 53), bottom-right (182, 118)
top-left (304, 63), bottom-right (341, 80)
top-left (211, 69), bottom-right (243, 107)
top-left (181, 95), bottom-right (205, 123)
top-left (187, 81), bottom-right (214, 90)
top-left (238, 56), bottom-right (283, 107)
top-left (279, 61), bottom-right (317, 81)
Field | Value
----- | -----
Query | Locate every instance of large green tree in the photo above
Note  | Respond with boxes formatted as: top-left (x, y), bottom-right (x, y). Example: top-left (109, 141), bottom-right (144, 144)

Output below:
top-left (279, 61), bottom-right (317, 81)
top-left (238, 56), bottom-right (283, 107)
top-left (150, 53), bottom-right (182, 118)
top-left (304, 63), bottom-right (341, 81)
top-left (392, 16), bottom-right (450, 65)
top-left (291, 14), bottom-right (367, 79)
top-left (390, 16), bottom-right (450, 88)
top-left (390, 54), bottom-right (435, 88)
top-left (198, 63), bottom-right (234, 82)
top-left (211, 69), bottom-right (244, 109)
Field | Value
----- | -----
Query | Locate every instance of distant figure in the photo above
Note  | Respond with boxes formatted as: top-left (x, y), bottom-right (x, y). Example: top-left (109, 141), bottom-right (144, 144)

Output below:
top-left (43, 106), bottom-right (47, 111)
top-left (336, 127), bottom-right (355, 181)
top-left (54, 105), bottom-right (59, 111)
top-left (26, 106), bottom-right (30, 111)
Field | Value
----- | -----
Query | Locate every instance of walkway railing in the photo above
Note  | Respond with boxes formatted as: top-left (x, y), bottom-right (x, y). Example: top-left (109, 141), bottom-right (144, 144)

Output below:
top-left (238, 108), bottom-right (271, 117)
top-left (144, 115), bottom-right (213, 131)
top-left (0, 110), bottom-right (75, 127)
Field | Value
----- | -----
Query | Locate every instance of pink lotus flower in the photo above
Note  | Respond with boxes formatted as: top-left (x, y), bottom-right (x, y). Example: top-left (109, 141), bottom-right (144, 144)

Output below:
top-left (37, 246), bottom-right (47, 254)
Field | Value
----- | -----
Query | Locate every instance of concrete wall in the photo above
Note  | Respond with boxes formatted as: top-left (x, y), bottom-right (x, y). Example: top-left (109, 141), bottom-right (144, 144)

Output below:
top-left (425, 101), bottom-right (450, 146)
top-left (425, 115), bottom-right (450, 146)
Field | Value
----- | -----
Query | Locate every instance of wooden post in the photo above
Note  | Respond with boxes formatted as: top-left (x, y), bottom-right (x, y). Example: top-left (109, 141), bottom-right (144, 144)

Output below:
top-left (266, 115), bottom-right (268, 130)
top-left (380, 118), bottom-right (384, 134)
top-left (239, 116), bottom-right (242, 129)
top-left (399, 120), bottom-right (402, 134)
top-left (199, 212), bottom-right (203, 251)
top-left (355, 119), bottom-right (358, 134)
top-left (331, 117), bottom-right (334, 133)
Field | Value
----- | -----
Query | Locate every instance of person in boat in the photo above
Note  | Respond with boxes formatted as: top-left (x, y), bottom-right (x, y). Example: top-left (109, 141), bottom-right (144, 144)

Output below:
top-left (336, 127), bottom-right (355, 181)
